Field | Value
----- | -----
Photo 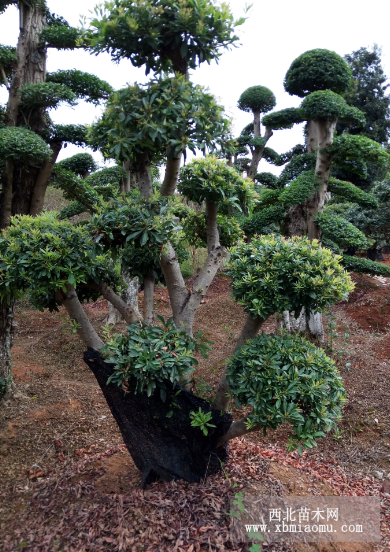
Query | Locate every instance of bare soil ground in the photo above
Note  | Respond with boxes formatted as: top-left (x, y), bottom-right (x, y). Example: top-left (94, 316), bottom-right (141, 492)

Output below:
top-left (1, 262), bottom-right (390, 551)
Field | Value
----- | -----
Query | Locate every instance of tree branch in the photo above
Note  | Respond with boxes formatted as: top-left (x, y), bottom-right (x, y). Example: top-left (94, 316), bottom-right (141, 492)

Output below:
top-left (87, 282), bottom-right (142, 324)
top-left (29, 142), bottom-right (62, 216)
top-left (214, 314), bottom-right (266, 412)
top-left (0, 160), bottom-right (14, 229)
top-left (135, 151), bottom-right (153, 198)
top-left (205, 199), bottom-right (219, 254)
top-left (160, 152), bottom-right (182, 196)
top-left (55, 284), bottom-right (104, 350)
top-left (217, 417), bottom-right (262, 447)
top-left (248, 127), bottom-right (273, 180)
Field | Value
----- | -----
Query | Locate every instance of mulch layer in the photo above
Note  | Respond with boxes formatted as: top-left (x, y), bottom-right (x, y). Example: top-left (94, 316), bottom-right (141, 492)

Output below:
top-left (1, 439), bottom-right (388, 552)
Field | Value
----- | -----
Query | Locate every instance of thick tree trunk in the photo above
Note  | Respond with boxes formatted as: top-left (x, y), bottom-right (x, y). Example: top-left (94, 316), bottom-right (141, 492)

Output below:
top-left (285, 203), bottom-right (308, 237)
top-left (6, 2), bottom-right (46, 128)
top-left (55, 285), bottom-right (104, 350)
top-left (160, 152), bottom-right (182, 197)
top-left (143, 273), bottom-right (155, 325)
top-left (0, 299), bottom-right (15, 399)
top-left (135, 152), bottom-right (153, 199)
top-left (279, 308), bottom-right (324, 343)
top-left (214, 315), bottom-right (266, 412)
top-left (29, 142), bottom-right (62, 216)
top-left (306, 119), bottom-right (336, 241)
top-left (247, 127), bottom-right (273, 180)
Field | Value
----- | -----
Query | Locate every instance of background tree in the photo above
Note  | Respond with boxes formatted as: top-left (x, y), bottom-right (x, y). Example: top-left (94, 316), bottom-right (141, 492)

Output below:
top-left (0, 1), bottom-right (112, 393)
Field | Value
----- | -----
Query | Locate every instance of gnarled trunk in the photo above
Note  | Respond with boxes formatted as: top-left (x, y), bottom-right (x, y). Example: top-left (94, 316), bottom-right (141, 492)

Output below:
top-left (247, 127), bottom-right (273, 180)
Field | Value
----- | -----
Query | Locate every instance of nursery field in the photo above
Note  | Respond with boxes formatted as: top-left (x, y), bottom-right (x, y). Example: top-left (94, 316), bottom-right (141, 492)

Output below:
top-left (0, 267), bottom-right (390, 552)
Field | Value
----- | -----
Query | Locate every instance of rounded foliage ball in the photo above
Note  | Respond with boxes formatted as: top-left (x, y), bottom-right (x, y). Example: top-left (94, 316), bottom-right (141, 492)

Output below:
top-left (226, 234), bottom-right (354, 319)
top-left (284, 49), bottom-right (352, 98)
top-left (178, 156), bottom-right (256, 208)
top-left (238, 86), bottom-right (276, 113)
top-left (226, 332), bottom-right (346, 452)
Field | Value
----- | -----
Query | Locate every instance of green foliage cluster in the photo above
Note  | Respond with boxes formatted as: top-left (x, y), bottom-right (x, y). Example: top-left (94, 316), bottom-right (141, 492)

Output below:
top-left (315, 212), bottom-right (372, 250)
top-left (300, 90), bottom-right (365, 124)
top-left (0, 127), bottom-right (51, 165)
top-left (328, 134), bottom-right (389, 174)
top-left (226, 235), bottom-right (354, 319)
top-left (328, 178), bottom-right (378, 208)
top-left (86, 165), bottom-right (127, 189)
top-left (45, 124), bottom-right (88, 146)
top-left (254, 172), bottom-right (278, 188)
top-left (178, 156), bottom-right (256, 210)
top-left (284, 49), bottom-right (352, 98)
top-left (57, 202), bottom-right (86, 221)
top-left (227, 332), bottom-right (346, 453)
top-left (102, 316), bottom-right (212, 399)
top-left (262, 146), bottom-right (286, 167)
top-left (91, 75), bottom-right (228, 161)
top-left (0, 213), bottom-right (119, 308)
top-left (278, 170), bottom-right (319, 206)
top-left (47, 70), bottom-right (113, 105)
top-left (183, 212), bottom-right (243, 248)
top-left (241, 205), bottom-right (285, 237)
top-left (57, 153), bottom-right (98, 177)
top-left (19, 82), bottom-right (76, 109)
top-left (89, 0), bottom-right (245, 74)
top-left (262, 107), bottom-right (304, 130)
top-left (237, 86), bottom-right (276, 114)
top-left (0, 105), bottom-right (6, 129)
top-left (256, 188), bottom-right (281, 208)
top-left (278, 153), bottom-right (316, 186)
top-left (89, 196), bottom-right (182, 280)
top-left (341, 255), bottom-right (390, 276)
top-left (51, 167), bottom-right (102, 213)
top-left (40, 25), bottom-right (82, 50)
top-left (0, 44), bottom-right (17, 79)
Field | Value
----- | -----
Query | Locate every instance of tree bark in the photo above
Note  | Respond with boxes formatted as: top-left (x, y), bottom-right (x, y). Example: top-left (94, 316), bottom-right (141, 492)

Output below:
top-left (306, 119), bottom-right (337, 241)
top-left (217, 417), bottom-right (262, 447)
top-left (6, 2), bottom-right (46, 128)
top-left (135, 152), bottom-right (153, 199)
top-left (214, 315), bottom-right (266, 412)
top-left (55, 285), bottom-right (104, 350)
top-left (160, 152), bottom-right (182, 197)
top-left (0, 299), bottom-right (15, 398)
top-left (160, 199), bottom-right (227, 336)
top-left (143, 273), bottom-right (155, 324)
top-left (29, 142), bottom-right (62, 216)
top-left (0, 161), bottom-right (14, 229)
top-left (90, 282), bottom-right (142, 324)
top-left (104, 273), bottom-right (141, 325)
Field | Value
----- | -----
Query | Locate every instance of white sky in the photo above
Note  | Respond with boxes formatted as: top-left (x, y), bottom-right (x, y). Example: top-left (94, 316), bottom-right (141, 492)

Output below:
top-left (1, 0), bottom-right (389, 174)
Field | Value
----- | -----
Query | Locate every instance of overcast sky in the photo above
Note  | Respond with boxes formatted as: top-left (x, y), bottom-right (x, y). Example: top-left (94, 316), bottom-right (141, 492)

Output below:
top-left (1, 0), bottom-right (389, 174)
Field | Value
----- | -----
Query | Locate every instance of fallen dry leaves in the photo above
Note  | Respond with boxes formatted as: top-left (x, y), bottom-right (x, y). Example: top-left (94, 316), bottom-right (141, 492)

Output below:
top-left (0, 439), bottom-right (388, 552)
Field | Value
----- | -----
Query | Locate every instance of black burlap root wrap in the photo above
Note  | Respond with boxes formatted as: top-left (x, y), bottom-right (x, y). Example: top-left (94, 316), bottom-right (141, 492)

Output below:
top-left (84, 348), bottom-right (233, 488)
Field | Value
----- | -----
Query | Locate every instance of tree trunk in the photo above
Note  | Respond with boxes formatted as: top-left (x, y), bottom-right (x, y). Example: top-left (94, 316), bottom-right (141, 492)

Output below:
top-left (306, 119), bottom-right (336, 241)
top-left (160, 199), bottom-right (227, 336)
top-left (104, 273), bottom-right (140, 325)
top-left (0, 161), bottom-right (14, 229)
top-left (0, 299), bottom-right (15, 399)
top-left (160, 152), bottom-right (182, 197)
top-left (6, 2), bottom-right (46, 128)
top-left (247, 127), bottom-right (273, 180)
top-left (135, 152), bottom-right (153, 199)
top-left (55, 285), bottom-right (104, 350)
top-left (214, 315), bottom-right (266, 412)
top-left (143, 273), bottom-right (155, 325)
top-left (29, 142), bottom-right (62, 216)
top-left (279, 308), bottom-right (324, 343)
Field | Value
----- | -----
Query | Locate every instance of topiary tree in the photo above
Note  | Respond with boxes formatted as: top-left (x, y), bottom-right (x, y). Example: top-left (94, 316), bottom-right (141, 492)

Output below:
top-left (0, 1), bottom-right (113, 392)
top-left (236, 85), bottom-right (276, 179)
top-left (0, 212), bottom-right (352, 480)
